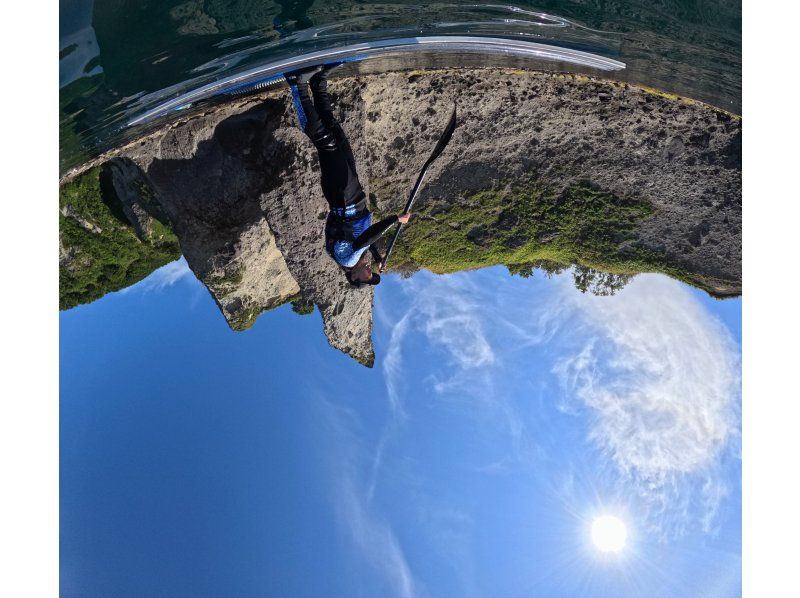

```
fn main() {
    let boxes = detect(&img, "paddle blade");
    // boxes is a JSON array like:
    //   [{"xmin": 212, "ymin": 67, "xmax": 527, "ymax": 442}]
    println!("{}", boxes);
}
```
[{"xmin": 426, "ymin": 103, "xmax": 457, "ymax": 166}]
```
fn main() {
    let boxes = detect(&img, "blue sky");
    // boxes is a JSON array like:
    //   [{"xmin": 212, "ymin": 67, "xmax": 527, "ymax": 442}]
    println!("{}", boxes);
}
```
[{"xmin": 60, "ymin": 261, "xmax": 741, "ymax": 598}]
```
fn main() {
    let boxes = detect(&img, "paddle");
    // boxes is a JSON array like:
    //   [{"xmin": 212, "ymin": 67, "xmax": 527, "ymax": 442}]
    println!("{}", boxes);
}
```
[{"xmin": 379, "ymin": 103, "xmax": 458, "ymax": 273}]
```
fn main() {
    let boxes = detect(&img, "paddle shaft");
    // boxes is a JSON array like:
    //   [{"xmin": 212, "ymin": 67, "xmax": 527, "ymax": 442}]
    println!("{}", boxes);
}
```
[
  {"xmin": 380, "ymin": 104, "xmax": 457, "ymax": 272},
  {"xmin": 381, "ymin": 170, "xmax": 428, "ymax": 270}
]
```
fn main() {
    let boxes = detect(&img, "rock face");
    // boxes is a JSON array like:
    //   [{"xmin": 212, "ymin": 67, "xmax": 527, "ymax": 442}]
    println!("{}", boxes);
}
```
[
  {"xmin": 60, "ymin": 67, "xmax": 742, "ymax": 366},
  {"xmin": 359, "ymin": 70, "xmax": 741, "ymax": 295},
  {"xmin": 99, "ymin": 93, "xmax": 375, "ymax": 365},
  {"xmin": 102, "ymin": 158, "xmax": 168, "ymax": 240},
  {"xmin": 115, "ymin": 104, "xmax": 302, "ymax": 333}
]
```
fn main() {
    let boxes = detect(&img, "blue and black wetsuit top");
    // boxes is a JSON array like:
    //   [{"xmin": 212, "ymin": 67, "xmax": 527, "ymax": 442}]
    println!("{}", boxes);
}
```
[{"xmin": 324, "ymin": 197, "xmax": 399, "ymax": 269}]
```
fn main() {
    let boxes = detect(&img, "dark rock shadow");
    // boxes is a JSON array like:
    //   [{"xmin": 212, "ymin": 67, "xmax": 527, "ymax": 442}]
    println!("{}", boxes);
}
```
[{"xmin": 143, "ymin": 100, "xmax": 292, "ymax": 275}]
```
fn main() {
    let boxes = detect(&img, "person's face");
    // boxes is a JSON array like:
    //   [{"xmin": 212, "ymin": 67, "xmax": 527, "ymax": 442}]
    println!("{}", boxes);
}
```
[{"xmin": 352, "ymin": 258, "xmax": 372, "ymax": 283}]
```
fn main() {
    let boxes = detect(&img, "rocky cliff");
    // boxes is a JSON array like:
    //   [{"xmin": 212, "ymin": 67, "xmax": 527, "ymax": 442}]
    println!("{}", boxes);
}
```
[{"xmin": 59, "ymin": 67, "xmax": 742, "ymax": 366}]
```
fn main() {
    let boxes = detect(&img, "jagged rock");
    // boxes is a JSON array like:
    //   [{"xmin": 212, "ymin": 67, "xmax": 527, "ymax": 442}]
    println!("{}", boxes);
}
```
[
  {"xmin": 257, "ymin": 86, "xmax": 376, "ymax": 366},
  {"xmin": 100, "ymin": 158, "xmax": 163, "ymax": 241},
  {"xmin": 59, "ymin": 236, "xmax": 78, "ymax": 268},
  {"xmin": 104, "ymin": 94, "xmax": 376, "ymax": 365},
  {"xmin": 117, "ymin": 102, "xmax": 302, "ymax": 335}
]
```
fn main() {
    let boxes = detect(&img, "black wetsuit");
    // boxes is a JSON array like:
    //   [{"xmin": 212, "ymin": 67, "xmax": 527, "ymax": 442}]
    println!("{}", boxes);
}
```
[{"xmin": 289, "ymin": 72, "xmax": 398, "ymax": 268}]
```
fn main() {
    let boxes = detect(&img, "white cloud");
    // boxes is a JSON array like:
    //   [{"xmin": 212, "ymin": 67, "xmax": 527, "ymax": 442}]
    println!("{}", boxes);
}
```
[
  {"xmin": 318, "ymin": 399, "xmax": 418, "ymax": 598},
  {"xmin": 553, "ymin": 273, "xmax": 741, "ymax": 534},
  {"xmin": 422, "ymin": 313, "xmax": 495, "ymax": 369},
  {"xmin": 381, "ymin": 275, "xmax": 497, "ymax": 402},
  {"xmin": 122, "ymin": 257, "xmax": 193, "ymax": 293},
  {"xmin": 414, "ymin": 276, "xmax": 496, "ymax": 369},
  {"xmin": 382, "ymin": 310, "xmax": 412, "ymax": 421},
  {"xmin": 336, "ymin": 477, "xmax": 417, "ymax": 598},
  {"xmin": 377, "ymin": 269, "xmax": 740, "ymax": 537},
  {"xmin": 374, "ymin": 272, "xmax": 537, "ymax": 491},
  {"xmin": 556, "ymin": 274, "xmax": 739, "ymax": 478}
]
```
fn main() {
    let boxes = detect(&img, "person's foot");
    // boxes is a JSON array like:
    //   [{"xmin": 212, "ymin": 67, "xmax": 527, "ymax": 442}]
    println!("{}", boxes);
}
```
[
  {"xmin": 310, "ymin": 61, "xmax": 345, "ymax": 88},
  {"xmin": 284, "ymin": 64, "xmax": 324, "ymax": 86}
]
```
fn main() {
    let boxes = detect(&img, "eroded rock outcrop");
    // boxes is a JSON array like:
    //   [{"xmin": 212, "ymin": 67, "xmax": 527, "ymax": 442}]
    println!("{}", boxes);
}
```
[
  {"xmin": 115, "ymin": 105, "xmax": 303, "ymax": 333},
  {"xmin": 60, "ymin": 68, "xmax": 742, "ymax": 366}
]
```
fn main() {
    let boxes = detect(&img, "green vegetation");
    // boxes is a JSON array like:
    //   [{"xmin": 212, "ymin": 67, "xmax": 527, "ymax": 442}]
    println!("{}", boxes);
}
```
[
  {"xmin": 291, "ymin": 297, "xmax": 315, "ymax": 315},
  {"xmin": 381, "ymin": 180, "xmax": 693, "ymax": 293},
  {"xmin": 226, "ymin": 293, "xmax": 307, "ymax": 331},
  {"xmin": 206, "ymin": 264, "xmax": 245, "ymax": 293},
  {"xmin": 205, "ymin": 0, "xmax": 280, "ymax": 34},
  {"xmin": 510, "ymin": 261, "xmax": 632, "ymax": 296},
  {"xmin": 59, "ymin": 167, "xmax": 181, "ymax": 310},
  {"xmin": 226, "ymin": 302, "xmax": 264, "ymax": 331}
]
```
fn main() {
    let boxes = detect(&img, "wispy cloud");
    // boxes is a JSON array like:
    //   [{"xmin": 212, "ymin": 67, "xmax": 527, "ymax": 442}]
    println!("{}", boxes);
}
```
[
  {"xmin": 336, "ymin": 477, "xmax": 417, "ymax": 598},
  {"xmin": 377, "ymin": 269, "xmax": 740, "ymax": 537},
  {"xmin": 382, "ymin": 309, "xmax": 412, "ymax": 421},
  {"xmin": 420, "ymin": 308, "xmax": 495, "ymax": 370},
  {"xmin": 374, "ymin": 272, "xmax": 536, "ymax": 491},
  {"xmin": 318, "ymin": 398, "xmax": 418, "ymax": 598},
  {"xmin": 121, "ymin": 256, "xmax": 194, "ymax": 293},
  {"xmin": 428, "ymin": 280, "xmax": 495, "ymax": 367},
  {"xmin": 553, "ymin": 274, "xmax": 741, "ymax": 535},
  {"xmin": 383, "ymin": 274, "xmax": 498, "ymax": 400}
]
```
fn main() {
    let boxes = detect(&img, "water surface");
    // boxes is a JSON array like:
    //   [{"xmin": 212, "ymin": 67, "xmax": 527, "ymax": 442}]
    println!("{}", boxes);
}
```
[{"xmin": 60, "ymin": 0, "xmax": 741, "ymax": 172}]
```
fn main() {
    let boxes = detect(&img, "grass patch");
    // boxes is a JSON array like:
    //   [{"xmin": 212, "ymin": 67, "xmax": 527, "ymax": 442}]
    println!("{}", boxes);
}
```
[
  {"xmin": 384, "ymin": 181, "xmax": 654, "ymax": 275},
  {"xmin": 379, "ymin": 179, "xmax": 720, "ymax": 293},
  {"xmin": 59, "ymin": 166, "xmax": 181, "ymax": 309}
]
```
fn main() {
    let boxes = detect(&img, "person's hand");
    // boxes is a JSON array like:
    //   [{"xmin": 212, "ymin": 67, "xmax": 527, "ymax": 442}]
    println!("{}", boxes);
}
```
[{"xmin": 398, "ymin": 213, "xmax": 411, "ymax": 224}]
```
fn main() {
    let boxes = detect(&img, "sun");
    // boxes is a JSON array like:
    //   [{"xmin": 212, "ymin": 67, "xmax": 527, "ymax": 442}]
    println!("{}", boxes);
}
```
[{"xmin": 591, "ymin": 515, "xmax": 628, "ymax": 553}]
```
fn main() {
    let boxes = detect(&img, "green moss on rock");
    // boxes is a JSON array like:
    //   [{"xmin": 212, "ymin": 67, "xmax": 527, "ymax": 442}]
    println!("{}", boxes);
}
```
[
  {"xmin": 381, "ymin": 179, "xmax": 733, "ymax": 295},
  {"xmin": 384, "ymin": 180, "xmax": 660, "ymax": 279},
  {"xmin": 226, "ymin": 302, "xmax": 264, "ymax": 331},
  {"xmin": 291, "ymin": 297, "xmax": 315, "ymax": 315}
]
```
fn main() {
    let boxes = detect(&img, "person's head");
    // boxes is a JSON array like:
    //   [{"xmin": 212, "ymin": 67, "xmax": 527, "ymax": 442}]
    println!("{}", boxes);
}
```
[{"xmin": 345, "ymin": 251, "xmax": 381, "ymax": 287}]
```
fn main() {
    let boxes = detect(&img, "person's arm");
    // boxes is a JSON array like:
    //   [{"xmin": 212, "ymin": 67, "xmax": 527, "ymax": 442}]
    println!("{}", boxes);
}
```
[
  {"xmin": 369, "ymin": 245, "xmax": 383, "ymax": 264},
  {"xmin": 352, "ymin": 215, "xmax": 399, "ymax": 250}
]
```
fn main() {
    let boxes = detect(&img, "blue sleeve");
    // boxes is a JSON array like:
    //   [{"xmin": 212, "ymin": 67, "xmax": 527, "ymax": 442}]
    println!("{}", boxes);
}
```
[
  {"xmin": 333, "ymin": 242, "xmax": 369, "ymax": 268},
  {"xmin": 352, "ymin": 215, "xmax": 399, "ymax": 250}
]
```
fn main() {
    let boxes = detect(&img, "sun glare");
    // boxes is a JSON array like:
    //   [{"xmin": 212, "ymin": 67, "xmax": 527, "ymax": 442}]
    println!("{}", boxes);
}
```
[{"xmin": 591, "ymin": 515, "xmax": 628, "ymax": 553}]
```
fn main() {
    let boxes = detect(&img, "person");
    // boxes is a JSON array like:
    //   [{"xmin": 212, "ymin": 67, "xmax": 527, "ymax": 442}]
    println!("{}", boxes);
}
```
[{"xmin": 284, "ymin": 63, "xmax": 410, "ymax": 287}]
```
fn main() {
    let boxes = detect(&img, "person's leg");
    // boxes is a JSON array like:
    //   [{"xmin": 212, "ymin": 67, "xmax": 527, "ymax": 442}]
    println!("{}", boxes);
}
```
[
  {"xmin": 287, "ymin": 65, "xmax": 365, "ymax": 210},
  {"xmin": 286, "ymin": 68, "xmax": 347, "ymax": 209},
  {"xmin": 310, "ymin": 67, "xmax": 337, "ymax": 122},
  {"xmin": 310, "ymin": 68, "xmax": 365, "ymax": 206},
  {"xmin": 288, "ymin": 85, "xmax": 327, "ymax": 142},
  {"xmin": 285, "ymin": 67, "xmax": 328, "ymax": 142},
  {"xmin": 310, "ymin": 65, "xmax": 349, "ymax": 145}
]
